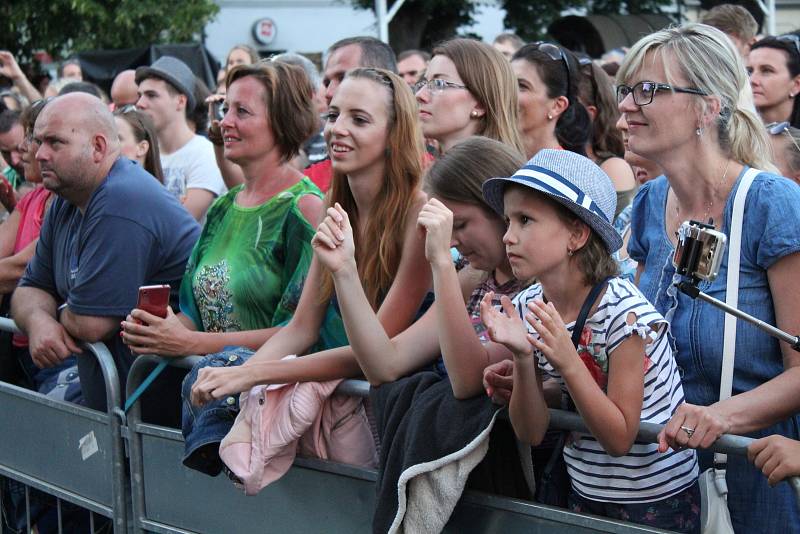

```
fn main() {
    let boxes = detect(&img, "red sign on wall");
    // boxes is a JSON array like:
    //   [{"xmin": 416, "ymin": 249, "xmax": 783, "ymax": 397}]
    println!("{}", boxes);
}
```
[{"xmin": 252, "ymin": 18, "xmax": 277, "ymax": 45}]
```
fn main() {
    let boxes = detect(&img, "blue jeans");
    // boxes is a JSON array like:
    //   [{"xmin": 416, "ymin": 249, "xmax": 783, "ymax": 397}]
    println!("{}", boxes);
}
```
[{"xmin": 181, "ymin": 346, "xmax": 253, "ymax": 476}]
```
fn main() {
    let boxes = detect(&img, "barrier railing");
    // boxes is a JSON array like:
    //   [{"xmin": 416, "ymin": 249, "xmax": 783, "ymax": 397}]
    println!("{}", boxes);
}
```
[
  {"xmin": 0, "ymin": 317, "xmax": 127, "ymax": 534},
  {"xmin": 548, "ymin": 408, "xmax": 800, "ymax": 510},
  {"xmin": 2, "ymin": 328, "xmax": 799, "ymax": 533}
]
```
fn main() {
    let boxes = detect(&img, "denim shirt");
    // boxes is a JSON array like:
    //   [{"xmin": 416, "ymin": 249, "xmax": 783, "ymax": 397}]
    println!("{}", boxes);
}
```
[
  {"xmin": 629, "ymin": 170, "xmax": 800, "ymax": 532},
  {"xmin": 630, "ymin": 170, "xmax": 800, "ymax": 406}
]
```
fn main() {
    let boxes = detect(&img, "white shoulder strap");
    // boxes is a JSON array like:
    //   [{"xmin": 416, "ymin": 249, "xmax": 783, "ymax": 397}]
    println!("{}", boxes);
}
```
[{"xmin": 716, "ymin": 167, "xmax": 759, "ymax": 468}]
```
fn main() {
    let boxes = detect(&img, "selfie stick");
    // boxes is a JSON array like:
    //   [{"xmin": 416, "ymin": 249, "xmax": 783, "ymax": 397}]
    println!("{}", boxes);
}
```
[{"xmin": 676, "ymin": 280, "xmax": 800, "ymax": 353}]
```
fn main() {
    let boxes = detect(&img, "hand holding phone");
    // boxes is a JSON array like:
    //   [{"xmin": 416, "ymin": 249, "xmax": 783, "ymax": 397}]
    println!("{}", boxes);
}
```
[{"xmin": 136, "ymin": 285, "xmax": 171, "ymax": 320}]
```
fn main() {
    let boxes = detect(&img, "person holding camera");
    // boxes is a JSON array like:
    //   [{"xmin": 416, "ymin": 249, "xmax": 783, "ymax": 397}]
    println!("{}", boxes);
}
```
[{"xmin": 618, "ymin": 24, "xmax": 800, "ymax": 532}]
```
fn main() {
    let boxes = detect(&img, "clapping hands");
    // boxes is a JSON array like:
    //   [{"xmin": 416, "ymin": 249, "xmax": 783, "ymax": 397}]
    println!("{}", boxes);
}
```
[{"xmin": 480, "ymin": 291, "xmax": 531, "ymax": 357}]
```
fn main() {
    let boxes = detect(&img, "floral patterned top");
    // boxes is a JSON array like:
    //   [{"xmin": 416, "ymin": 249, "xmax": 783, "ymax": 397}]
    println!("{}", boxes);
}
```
[
  {"xmin": 433, "ymin": 269, "xmax": 528, "ymax": 376},
  {"xmin": 179, "ymin": 178, "xmax": 347, "ymax": 350},
  {"xmin": 512, "ymin": 277, "xmax": 697, "ymax": 503}
]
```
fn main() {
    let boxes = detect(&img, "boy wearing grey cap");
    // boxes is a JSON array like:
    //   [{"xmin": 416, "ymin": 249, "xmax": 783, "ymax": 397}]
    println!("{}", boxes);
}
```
[{"xmin": 136, "ymin": 56, "xmax": 226, "ymax": 221}]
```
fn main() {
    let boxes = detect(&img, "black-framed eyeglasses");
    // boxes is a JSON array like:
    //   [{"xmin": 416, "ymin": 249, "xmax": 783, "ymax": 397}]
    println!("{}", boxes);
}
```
[
  {"xmin": 777, "ymin": 34, "xmax": 800, "ymax": 56},
  {"xmin": 531, "ymin": 42, "xmax": 572, "ymax": 100},
  {"xmin": 616, "ymin": 81, "xmax": 708, "ymax": 106},
  {"xmin": 413, "ymin": 78, "xmax": 467, "ymax": 95},
  {"xmin": 767, "ymin": 121, "xmax": 800, "ymax": 154}
]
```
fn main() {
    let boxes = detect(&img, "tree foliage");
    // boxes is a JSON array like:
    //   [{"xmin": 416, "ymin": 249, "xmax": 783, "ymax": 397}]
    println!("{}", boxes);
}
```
[
  {"xmin": 502, "ymin": 0, "xmax": 673, "ymax": 42},
  {"xmin": 351, "ymin": 0, "xmax": 476, "ymax": 52},
  {"xmin": 0, "ymin": 0, "xmax": 219, "ymax": 62}
]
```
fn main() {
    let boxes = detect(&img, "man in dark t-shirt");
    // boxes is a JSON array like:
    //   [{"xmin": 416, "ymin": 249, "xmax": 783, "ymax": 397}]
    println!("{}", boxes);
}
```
[{"xmin": 12, "ymin": 93, "xmax": 201, "ymax": 418}]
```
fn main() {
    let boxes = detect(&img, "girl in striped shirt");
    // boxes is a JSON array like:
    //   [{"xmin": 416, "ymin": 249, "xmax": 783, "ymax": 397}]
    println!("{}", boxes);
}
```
[{"xmin": 480, "ymin": 149, "xmax": 699, "ymax": 532}]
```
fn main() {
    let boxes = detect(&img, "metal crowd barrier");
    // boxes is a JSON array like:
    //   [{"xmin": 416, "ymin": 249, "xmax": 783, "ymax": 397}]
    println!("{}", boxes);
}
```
[
  {"xmin": 126, "ymin": 355, "xmax": 380, "ymax": 534},
  {"xmin": 549, "ymin": 409, "xmax": 800, "ymax": 510},
  {"xmin": 0, "ymin": 317, "xmax": 127, "ymax": 534},
  {"xmin": 3, "ymin": 331, "xmax": 799, "ymax": 533},
  {"xmin": 124, "ymin": 356, "xmax": 671, "ymax": 534}
]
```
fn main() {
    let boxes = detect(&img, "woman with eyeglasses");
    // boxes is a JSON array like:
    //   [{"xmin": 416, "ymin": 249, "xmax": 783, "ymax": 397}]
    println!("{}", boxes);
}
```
[
  {"xmin": 414, "ymin": 38, "xmax": 524, "ymax": 154},
  {"xmin": 113, "ymin": 106, "xmax": 164, "ymax": 183},
  {"xmin": 767, "ymin": 121, "xmax": 800, "ymax": 184},
  {"xmin": 618, "ymin": 23, "xmax": 800, "ymax": 532},
  {"xmin": 510, "ymin": 42, "xmax": 592, "ymax": 159},
  {"xmin": 747, "ymin": 35, "xmax": 800, "ymax": 128},
  {"xmin": 577, "ymin": 61, "xmax": 637, "ymax": 218}
]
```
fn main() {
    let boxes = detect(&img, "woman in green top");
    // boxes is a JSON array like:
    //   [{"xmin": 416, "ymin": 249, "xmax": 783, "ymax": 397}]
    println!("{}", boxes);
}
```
[
  {"xmin": 121, "ymin": 61, "xmax": 344, "ymax": 354},
  {"xmin": 190, "ymin": 68, "xmax": 433, "ymax": 404}
]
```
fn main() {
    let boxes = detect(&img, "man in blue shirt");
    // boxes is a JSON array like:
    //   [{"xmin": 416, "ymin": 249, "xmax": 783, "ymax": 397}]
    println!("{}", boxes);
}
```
[{"xmin": 12, "ymin": 93, "xmax": 201, "ymax": 420}]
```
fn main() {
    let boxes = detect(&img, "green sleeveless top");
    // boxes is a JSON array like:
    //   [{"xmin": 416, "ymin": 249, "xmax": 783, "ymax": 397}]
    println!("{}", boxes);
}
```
[{"xmin": 179, "ymin": 177, "xmax": 347, "ymax": 351}]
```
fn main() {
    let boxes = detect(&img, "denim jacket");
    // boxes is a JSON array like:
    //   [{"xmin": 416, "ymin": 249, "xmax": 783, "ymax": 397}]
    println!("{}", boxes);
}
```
[{"xmin": 629, "ymin": 170, "xmax": 800, "ymax": 533}]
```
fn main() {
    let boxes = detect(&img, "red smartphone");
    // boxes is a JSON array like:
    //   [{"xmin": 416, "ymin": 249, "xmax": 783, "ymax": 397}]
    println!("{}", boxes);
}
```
[{"xmin": 136, "ymin": 285, "xmax": 171, "ymax": 319}]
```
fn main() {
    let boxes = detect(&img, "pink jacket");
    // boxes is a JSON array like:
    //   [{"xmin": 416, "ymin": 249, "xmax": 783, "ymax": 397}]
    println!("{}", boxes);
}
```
[{"xmin": 219, "ymin": 358, "xmax": 378, "ymax": 495}]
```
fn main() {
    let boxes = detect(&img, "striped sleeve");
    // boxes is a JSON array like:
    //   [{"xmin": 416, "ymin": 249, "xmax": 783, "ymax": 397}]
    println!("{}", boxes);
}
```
[{"xmin": 605, "ymin": 279, "xmax": 667, "ymax": 356}]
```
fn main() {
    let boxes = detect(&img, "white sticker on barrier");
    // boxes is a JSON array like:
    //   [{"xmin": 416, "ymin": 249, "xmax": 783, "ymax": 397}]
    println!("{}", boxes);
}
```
[{"xmin": 79, "ymin": 431, "xmax": 99, "ymax": 460}]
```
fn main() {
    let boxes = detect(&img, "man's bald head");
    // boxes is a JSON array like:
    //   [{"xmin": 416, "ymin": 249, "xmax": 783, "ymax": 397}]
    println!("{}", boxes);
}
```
[
  {"xmin": 34, "ymin": 93, "xmax": 120, "ymax": 207},
  {"xmin": 111, "ymin": 70, "xmax": 139, "ymax": 107},
  {"xmin": 41, "ymin": 92, "xmax": 118, "ymax": 150}
]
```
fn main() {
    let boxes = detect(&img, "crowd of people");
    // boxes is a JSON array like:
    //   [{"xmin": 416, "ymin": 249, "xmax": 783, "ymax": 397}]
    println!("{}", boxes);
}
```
[{"xmin": 1, "ymin": 4, "xmax": 800, "ymax": 533}]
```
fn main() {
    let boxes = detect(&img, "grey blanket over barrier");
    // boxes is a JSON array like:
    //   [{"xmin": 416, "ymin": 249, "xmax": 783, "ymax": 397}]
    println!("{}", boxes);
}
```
[{"xmin": 370, "ymin": 372, "xmax": 502, "ymax": 534}]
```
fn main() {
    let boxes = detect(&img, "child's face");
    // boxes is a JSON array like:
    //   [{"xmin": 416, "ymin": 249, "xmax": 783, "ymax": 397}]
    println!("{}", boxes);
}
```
[
  {"xmin": 441, "ymin": 197, "xmax": 507, "ymax": 272},
  {"xmin": 502, "ymin": 186, "xmax": 574, "ymax": 281}
]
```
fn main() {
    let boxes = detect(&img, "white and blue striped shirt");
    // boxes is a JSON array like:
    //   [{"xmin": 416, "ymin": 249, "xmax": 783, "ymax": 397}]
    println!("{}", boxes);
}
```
[{"xmin": 513, "ymin": 277, "xmax": 698, "ymax": 503}]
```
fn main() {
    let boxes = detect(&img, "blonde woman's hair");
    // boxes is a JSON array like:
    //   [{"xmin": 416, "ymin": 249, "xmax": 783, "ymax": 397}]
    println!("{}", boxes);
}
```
[
  {"xmin": 433, "ymin": 38, "xmax": 525, "ymax": 154},
  {"xmin": 320, "ymin": 68, "xmax": 424, "ymax": 309},
  {"xmin": 617, "ymin": 23, "xmax": 774, "ymax": 171}
]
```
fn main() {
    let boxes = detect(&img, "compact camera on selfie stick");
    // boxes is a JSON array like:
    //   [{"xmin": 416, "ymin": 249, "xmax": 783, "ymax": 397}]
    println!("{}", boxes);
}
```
[{"xmin": 673, "ymin": 220, "xmax": 800, "ymax": 352}]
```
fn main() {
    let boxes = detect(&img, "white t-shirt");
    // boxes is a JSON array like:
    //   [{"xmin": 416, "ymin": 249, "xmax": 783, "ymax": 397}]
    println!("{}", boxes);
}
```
[
  {"xmin": 161, "ymin": 135, "xmax": 226, "ymax": 200},
  {"xmin": 513, "ymin": 277, "xmax": 698, "ymax": 503}
]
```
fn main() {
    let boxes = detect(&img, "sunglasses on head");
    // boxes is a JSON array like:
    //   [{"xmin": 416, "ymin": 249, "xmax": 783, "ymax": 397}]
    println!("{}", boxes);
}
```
[
  {"xmin": 766, "ymin": 121, "xmax": 800, "ymax": 154},
  {"xmin": 531, "ymin": 42, "xmax": 573, "ymax": 100},
  {"xmin": 113, "ymin": 105, "xmax": 155, "ymax": 143},
  {"xmin": 777, "ymin": 34, "xmax": 800, "ymax": 56}
]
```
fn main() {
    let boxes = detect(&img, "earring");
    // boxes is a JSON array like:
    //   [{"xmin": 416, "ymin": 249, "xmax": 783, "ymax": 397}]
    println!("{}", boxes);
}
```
[
  {"xmin": 567, "ymin": 248, "xmax": 573, "ymax": 257},
  {"xmin": 696, "ymin": 127, "xmax": 702, "ymax": 137},
  {"xmin": 547, "ymin": 113, "xmax": 553, "ymax": 120},
  {"xmin": 470, "ymin": 110, "xmax": 479, "ymax": 118},
  {"xmin": 791, "ymin": 93, "xmax": 796, "ymax": 99}
]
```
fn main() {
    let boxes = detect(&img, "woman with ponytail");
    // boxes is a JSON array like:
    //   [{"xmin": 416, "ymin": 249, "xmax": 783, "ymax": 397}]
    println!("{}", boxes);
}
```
[
  {"xmin": 748, "ymin": 35, "xmax": 800, "ymax": 128},
  {"xmin": 618, "ymin": 23, "xmax": 800, "ymax": 532},
  {"xmin": 510, "ymin": 42, "xmax": 592, "ymax": 157}
]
